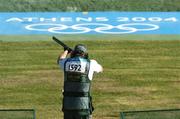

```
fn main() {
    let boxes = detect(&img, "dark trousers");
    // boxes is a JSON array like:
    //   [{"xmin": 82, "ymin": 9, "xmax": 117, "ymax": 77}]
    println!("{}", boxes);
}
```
[{"xmin": 64, "ymin": 112, "xmax": 91, "ymax": 119}]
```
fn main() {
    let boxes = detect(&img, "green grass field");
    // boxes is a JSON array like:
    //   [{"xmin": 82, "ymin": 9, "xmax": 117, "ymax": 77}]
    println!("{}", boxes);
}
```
[
  {"xmin": 0, "ymin": 35, "xmax": 180, "ymax": 119},
  {"xmin": 0, "ymin": 110, "xmax": 34, "ymax": 119}
]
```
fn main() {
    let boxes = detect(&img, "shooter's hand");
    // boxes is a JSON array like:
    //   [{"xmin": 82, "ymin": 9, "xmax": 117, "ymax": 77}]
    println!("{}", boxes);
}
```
[{"xmin": 64, "ymin": 47, "xmax": 72, "ymax": 54}]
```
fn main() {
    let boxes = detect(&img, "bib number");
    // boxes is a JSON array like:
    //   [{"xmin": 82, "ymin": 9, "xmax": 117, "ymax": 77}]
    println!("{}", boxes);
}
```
[
  {"xmin": 66, "ymin": 61, "xmax": 86, "ymax": 73},
  {"xmin": 69, "ymin": 64, "xmax": 81, "ymax": 71}
]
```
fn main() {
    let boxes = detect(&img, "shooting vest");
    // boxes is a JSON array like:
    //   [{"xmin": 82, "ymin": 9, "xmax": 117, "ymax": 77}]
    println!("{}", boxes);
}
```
[{"xmin": 63, "ymin": 57, "xmax": 91, "ymax": 114}]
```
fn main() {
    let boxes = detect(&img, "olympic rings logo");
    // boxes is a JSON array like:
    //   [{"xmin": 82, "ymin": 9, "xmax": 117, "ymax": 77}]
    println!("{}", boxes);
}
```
[{"xmin": 25, "ymin": 23, "xmax": 159, "ymax": 34}]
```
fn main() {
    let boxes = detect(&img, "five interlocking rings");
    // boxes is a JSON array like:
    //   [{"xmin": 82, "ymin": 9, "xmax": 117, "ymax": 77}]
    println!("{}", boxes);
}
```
[{"xmin": 25, "ymin": 23, "xmax": 159, "ymax": 34}]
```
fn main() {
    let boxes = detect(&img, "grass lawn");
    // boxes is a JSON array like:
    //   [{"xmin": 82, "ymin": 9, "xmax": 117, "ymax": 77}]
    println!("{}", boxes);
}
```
[{"xmin": 0, "ymin": 35, "xmax": 180, "ymax": 119}]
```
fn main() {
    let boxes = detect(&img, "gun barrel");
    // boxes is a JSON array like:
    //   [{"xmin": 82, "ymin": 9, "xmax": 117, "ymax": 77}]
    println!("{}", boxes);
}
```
[{"xmin": 52, "ymin": 36, "xmax": 73, "ymax": 51}]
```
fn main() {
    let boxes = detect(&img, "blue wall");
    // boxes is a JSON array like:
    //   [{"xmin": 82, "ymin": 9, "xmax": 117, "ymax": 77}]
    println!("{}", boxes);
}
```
[{"xmin": 0, "ymin": 12, "xmax": 180, "ymax": 34}]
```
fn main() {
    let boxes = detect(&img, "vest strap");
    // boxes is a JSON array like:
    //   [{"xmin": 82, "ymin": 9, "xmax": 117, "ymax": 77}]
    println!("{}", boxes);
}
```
[
  {"xmin": 64, "ymin": 82, "xmax": 90, "ymax": 92},
  {"xmin": 63, "ymin": 97, "xmax": 89, "ymax": 110},
  {"xmin": 63, "ymin": 92, "xmax": 89, "ymax": 97}
]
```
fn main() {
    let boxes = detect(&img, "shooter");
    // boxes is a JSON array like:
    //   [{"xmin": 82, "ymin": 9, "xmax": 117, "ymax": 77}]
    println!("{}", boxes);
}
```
[{"xmin": 54, "ymin": 37, "xmax": 103, "ymax": 119}]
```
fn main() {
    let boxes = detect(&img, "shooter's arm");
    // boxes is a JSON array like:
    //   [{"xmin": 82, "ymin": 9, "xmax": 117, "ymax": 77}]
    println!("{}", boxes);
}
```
[
  {"xmin": 60, "ymin": 50, "xmax": 69, "ymax": 60},
  {"xmin": 57, "ymin": 50, "xmax": 68, "ymax": 64}
]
